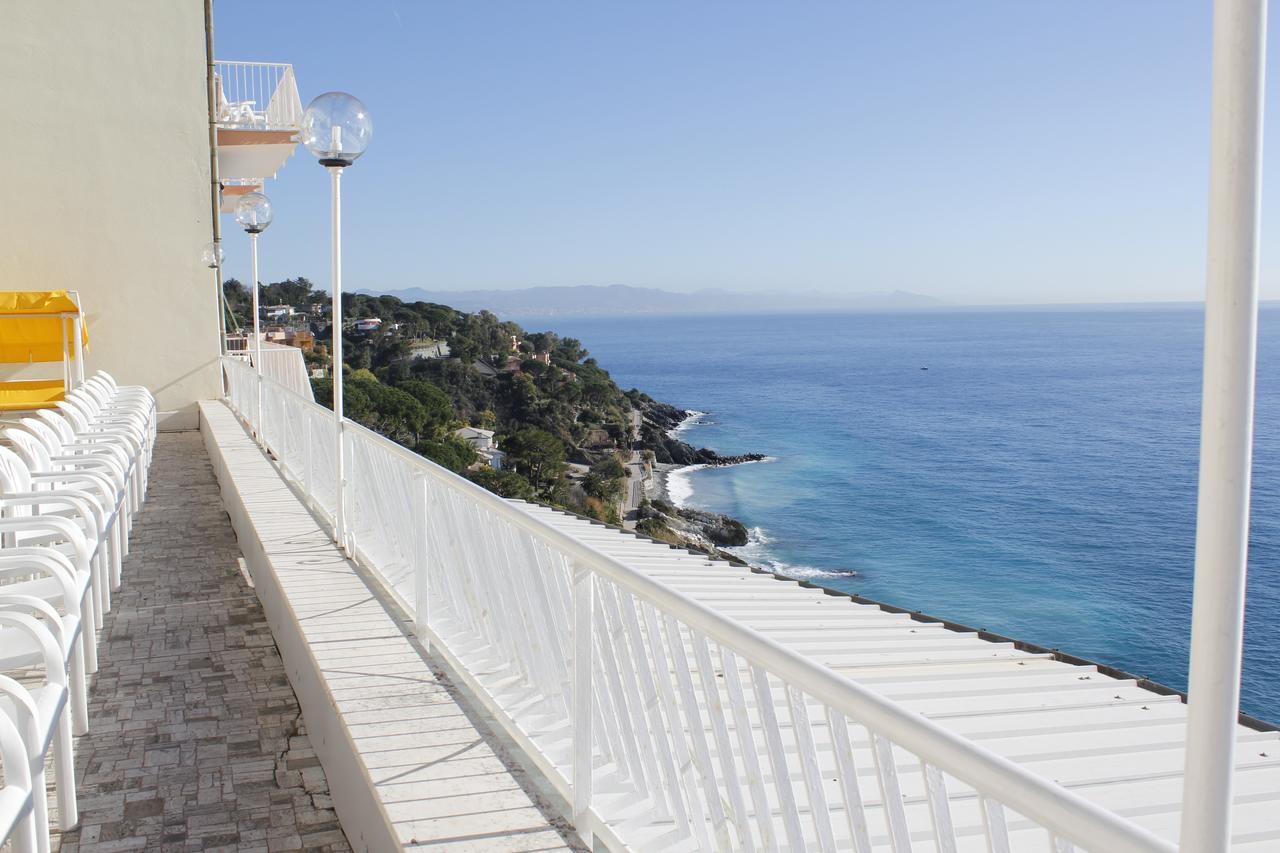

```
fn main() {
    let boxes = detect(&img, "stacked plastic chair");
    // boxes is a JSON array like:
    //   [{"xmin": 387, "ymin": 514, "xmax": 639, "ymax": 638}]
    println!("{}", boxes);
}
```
[{"xmin": 0, "ymin": 371, "xmax": 154, "ymax": 852}]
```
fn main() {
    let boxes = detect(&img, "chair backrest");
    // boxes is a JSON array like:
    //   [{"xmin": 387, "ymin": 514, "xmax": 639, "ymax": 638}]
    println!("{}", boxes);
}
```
[
  {"xmin": 0, "ymin": 430, "xmax": 53, "ymax": 473},
  {"xmin": 75, "ymin": 383, "xmax": 109, "ymax": 411},
  {"xmin": 92, "ymin": 371, "xmax": 119, "ymax": 392},
  {"xmin": 16, "ymin": 419, "xmax": 62, "ymax": 456},
  {"xmin": 0, "ymin": 446, "xmax": 34, "ymax": 494},
  {"xmin": 54, "ymin": 400, "xmax": 93, "ymax": 433},
  {"xmin": 34, "ymin": 410, "xmax": 76, "ymax": 446}
]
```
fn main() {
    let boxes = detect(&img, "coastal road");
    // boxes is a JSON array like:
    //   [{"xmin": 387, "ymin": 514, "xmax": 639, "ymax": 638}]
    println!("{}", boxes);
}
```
[{"xmin": 622, "ymin": 409, "xmax": 646, "ymax": 529}]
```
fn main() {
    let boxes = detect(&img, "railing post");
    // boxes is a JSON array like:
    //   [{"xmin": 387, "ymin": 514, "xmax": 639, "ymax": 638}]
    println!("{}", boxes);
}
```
[
  {"xmin": 255, "ymin": 371, "xmax": 263, "ymax": 445},
  {"xmin": 572, "ymin": 560, "xmax": 594, "ymax": 849},
  {"xmin": 1182, "ymin": 1, "xmax": 1268, "ymax": 850},
  {"xmin": 303, "ymin": 411, "xmax": 313, "ymax": 500},
  {"xmin": 413, "ymin": 470, "xmax": 431, "ymax": 646}
]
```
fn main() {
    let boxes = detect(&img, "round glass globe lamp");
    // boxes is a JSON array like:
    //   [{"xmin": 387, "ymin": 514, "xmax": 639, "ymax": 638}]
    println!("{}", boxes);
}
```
[
  {"xmin": 235, "ymin": 192, "xmax": 273, "ymax": 234},
  {"xmin": 302, "ymin": 92, "xmax": 373, "ymax": 166},
  {"xmin": 201, "ymin": 241, "xmax": 224, "ymax": 269}
]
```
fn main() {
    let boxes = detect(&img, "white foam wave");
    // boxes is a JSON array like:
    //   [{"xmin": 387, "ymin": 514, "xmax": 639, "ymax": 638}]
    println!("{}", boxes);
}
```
[
  {"xmin": 724, "ymin": 524, "xmax": 858, "ymax": 581},
  {"xmin": 670, "ymin": 410, "xmax": 709, "ymax": 437},
  {"xmin": 664, "ymin": 456, "xmax": 776, "ymax": 509},
  {"xmin": 664, "ymin": 463, "xmax": 707, "ymax": 508}
]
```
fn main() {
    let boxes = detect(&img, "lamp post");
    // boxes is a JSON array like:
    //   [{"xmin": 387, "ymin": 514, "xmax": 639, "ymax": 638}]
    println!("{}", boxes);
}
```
[
  {"xmin": 201, "ymin": 241, "xmax": 227, "ymax": 393},
  {"xmin": 302, "ymin": 92, "xmax": 372, "ymax": 551},
  {"xmin": 235, "ymin": 191, "xmax": 273, "ymax": 440}
]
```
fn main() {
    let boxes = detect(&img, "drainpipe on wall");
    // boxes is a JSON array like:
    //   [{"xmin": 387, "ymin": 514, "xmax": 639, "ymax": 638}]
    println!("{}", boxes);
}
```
[{"xmin": 204, "ymin": 0, "xmax": 228, "ymax": 380}]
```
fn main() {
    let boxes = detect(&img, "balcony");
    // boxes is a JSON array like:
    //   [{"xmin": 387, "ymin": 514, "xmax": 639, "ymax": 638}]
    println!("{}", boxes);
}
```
[
  {"xmin": 214, "ymin": 61, "xmax": 303, "ymax": 211},
  {"xmin": 15, "ymin": 356, "xmax": 1280, "ymax": 851},
  {"xmin": 183, "ymin": 358, "xmax": 1277, "ymax": 851}
]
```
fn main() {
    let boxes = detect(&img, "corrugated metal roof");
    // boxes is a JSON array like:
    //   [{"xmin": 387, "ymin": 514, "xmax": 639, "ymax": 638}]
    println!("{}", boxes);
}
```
[{"xmin": 516, "ymin": 502, "xmax": 1280, "ymax": 850}]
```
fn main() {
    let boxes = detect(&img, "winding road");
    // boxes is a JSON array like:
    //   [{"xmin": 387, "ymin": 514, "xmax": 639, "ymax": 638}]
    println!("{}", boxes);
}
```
[{"xmin": 622, "ymin": 408, "xmax": 646, "ymax": 529}]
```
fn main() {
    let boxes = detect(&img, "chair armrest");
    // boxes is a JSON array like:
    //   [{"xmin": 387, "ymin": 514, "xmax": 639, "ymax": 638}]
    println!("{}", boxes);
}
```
[
  {"xmin": 28, "ymin": 472, "xmax": 118, "ymax": 515},
  {"xmin": 0, "ymin": 595, "xmax": 71, "ymax": 653},
  {"xmin": 0, "ymin": 491, "xmax": 104, "ymax": 536},
  {"xmin": 0, "ymin": 517, "xmax": 91, "ymax": 572},
  {"xmin": 0, "ymin": 612, "xmax": 65, "ymax": 684},
  {"xmin": 0, "ymin": 551, "xmax": 80, "ymax": 605}
]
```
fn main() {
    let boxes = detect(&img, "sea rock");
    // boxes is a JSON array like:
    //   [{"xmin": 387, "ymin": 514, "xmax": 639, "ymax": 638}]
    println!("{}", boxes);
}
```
[
  {"xmin": 679, "ymin": 507, "xmax": 750, "ymax": 546},
  {"xmin": 642, "ymin": 504, "xmax": 750, "ymax": 549}
]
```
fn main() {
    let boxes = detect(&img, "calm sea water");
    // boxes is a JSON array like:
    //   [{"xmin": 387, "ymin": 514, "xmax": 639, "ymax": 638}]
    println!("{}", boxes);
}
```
[{"xmin": 538, "ymin": 307, "xmax": 1280, "ymax": 720}]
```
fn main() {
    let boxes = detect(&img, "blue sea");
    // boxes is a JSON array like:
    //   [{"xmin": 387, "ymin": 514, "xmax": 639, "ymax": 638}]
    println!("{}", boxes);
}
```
[{"xmin": 537, "ymin": 307, "xmax": 1280, "ymax": 721}]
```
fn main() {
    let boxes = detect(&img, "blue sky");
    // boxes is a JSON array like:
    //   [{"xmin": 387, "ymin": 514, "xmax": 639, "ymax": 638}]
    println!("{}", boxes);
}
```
[{"xmin": 215, "ymin": 1, "xmax": 1279, "ymax": 304}]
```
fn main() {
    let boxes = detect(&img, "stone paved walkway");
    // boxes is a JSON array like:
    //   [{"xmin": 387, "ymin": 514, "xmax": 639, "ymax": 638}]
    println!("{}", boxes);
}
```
[{"xmin": 52, "ymin": 431, "xmax": 350, "ymax": 852}]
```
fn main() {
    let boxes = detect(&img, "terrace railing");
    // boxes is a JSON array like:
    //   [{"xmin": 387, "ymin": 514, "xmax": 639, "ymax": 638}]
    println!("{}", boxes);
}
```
[
  {"xmin": 221, "ymin": 356, "xmax": 1176, "ymax": 853},
  {"xmin": 213, "ymin": 61, "xmax": 302, "ymax": 131}
]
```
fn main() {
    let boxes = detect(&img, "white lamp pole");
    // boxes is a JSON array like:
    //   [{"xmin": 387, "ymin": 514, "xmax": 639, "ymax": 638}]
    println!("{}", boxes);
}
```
[
  {"xmin": 251, "ymin": 232, "xmax": 262, "ymax": 369},
  {"xmin": 330, "ymin": 164, "xmax": 346, "ymax": 549},
  {"xmin": 303, "ymin": 92, "xmax": 372, "ymax": 552},
  {"xmin": 235, "ymin": 191, "xmax": 274, "ymax": 442},
  {"xmin": 1181, "ymin": 0, "xmax": 1268, "ymax": 850}
]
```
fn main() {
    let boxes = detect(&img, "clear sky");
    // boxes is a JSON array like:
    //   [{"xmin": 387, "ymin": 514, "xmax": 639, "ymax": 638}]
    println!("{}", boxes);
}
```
[{"xmin": 214, "ymin": 1, "xmax": 1280, "ymax": 305}]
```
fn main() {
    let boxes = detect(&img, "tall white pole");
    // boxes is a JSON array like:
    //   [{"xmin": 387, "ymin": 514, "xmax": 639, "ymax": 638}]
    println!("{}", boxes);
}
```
[
  {"xmin": 1181, "ymin": 1, "xmax": 1267, "ymax": 850},
  {"xmin": 330, "ymin": 165, "xmax": 347, "ymax": 551},
  {"xmin": 214, "ymin": 263, "xmax": 227, "ymax": 396},
  {"xmin": 250, "ymin": 231, "xmax": 263, "ymax": 440}
]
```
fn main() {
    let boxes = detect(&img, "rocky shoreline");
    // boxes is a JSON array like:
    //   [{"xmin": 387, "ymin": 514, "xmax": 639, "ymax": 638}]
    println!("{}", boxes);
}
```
[{"xmin": 631, "ymin": 397, "xmax": 763, "ymax": 557}]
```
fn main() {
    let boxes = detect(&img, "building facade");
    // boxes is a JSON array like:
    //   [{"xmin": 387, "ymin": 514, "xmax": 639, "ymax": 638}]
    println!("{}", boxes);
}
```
[{"xmin": 0, "ymin": 1, "xmax": 218, "ymax": 429}]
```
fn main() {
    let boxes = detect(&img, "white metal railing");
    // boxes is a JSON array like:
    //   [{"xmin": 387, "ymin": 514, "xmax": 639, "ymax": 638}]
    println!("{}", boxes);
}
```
[
  {"xmin": 221, "ymin": 356, "xmax": 1177, "ymax": 853},
  {"xmin": 225, "ymin": 338, "xmax": 315, "ymax": 402},
  {"xmin": 213, "ymin": 61, "xmax": 302, "ymax": 130}
]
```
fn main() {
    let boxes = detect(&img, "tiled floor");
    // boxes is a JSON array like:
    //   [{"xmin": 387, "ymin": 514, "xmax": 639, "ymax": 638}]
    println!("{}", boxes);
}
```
[{"xmin": 51, "ymin": 432, "xmax": 350, "ymax": 852}]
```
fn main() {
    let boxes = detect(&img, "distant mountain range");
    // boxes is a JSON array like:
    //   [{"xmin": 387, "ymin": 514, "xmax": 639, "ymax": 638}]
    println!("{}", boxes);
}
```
[{"xmin": 354, "ymin": 284, "xmax": 945, "ymax": 318}]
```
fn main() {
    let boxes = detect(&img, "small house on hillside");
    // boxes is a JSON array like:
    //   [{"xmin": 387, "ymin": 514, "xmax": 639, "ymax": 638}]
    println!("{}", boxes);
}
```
[
  {"xmin": 354, "ymin": 318, "xmax": 382, "ymax": 333},
  {"xmin": 455, "ymin": 426, "xmax": 496, "ymax": 451},
  {"xmin": 454, "ymin": 427, "xmax": 506, "ymax": 471}
]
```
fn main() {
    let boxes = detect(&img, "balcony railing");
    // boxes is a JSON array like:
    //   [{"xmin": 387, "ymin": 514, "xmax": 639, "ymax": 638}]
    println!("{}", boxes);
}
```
[
  {"xmin": 213, "ymin": 61, "xmax": 302, "ymax": 131},
  {"xmin": 220, "ymin": 356, "xmax": 1175, "ymax": 852}
]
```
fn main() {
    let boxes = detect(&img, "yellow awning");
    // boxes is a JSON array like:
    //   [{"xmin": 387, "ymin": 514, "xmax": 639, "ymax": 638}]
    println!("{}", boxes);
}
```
[
  {"xmin": 0, "ymin": 378, "xmax": 65, "ymax": 411},
  {"xmin": 0, "ymin": 290, "xmax": 89, "ymax": 363}
]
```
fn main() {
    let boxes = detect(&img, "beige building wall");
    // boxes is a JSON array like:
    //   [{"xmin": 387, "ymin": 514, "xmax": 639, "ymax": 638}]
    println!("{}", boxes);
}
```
[{"xmin": 0, "ymin": 1, "xmax": 218, "ymax": 429}]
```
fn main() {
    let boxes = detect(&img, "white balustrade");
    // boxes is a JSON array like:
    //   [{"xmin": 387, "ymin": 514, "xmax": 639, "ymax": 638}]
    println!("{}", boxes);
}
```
[
  {"xmin": 213, "ymin": 61, "xmax": 302, "ymax": 130},
  {"xmin": 221, "ymin": 356, "xmax": 1176, "ymax": 853}
]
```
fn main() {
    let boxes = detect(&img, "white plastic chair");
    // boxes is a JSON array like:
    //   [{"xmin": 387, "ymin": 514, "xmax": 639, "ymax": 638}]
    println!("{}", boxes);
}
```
[
  {"xmin": 84, "ymin": 371, "xmax": 155, "ymax": 427},
  {"xmin": 0, "ymin": 447, "xmax": 115, "ymax": 620},
  {"xmin": 16, "ymin": 418, "xmax": 134, "ymax": 514},
  {"xmin": 69, "ymin": 374, "xmax": 155, "ymax": 456},
  {"xmin": 0, "ymin": 550, "xmax": 93, "ymax": 734},
  {"xmin": 0, "ymin": 707, "xmax": 37, "ymax": 853},
  {"xmin": 55, "ymin": 397, "xmax": 151, "ymax": 493},
  {"xmin": 0, "ymin": 626, "xmax": 77, "ymax": 853},
  {"xmin": 4, "ymin": 427, "xmax": 128, "ymax": 588},
  {"xmin": 33, "ymin": 409, "xmax": 144, "ymax": 511}
]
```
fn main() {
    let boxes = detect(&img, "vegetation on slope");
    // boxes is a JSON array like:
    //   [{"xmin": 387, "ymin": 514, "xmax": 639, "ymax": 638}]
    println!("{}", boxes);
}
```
[{"xmin": 225, "ymin": 280, "xmax": 756, "ymax": 544}]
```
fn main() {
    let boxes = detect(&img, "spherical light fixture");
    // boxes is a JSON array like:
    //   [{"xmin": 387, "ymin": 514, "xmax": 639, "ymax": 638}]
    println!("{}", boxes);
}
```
[
  {"xmin": 302, "ymin": 92, "xmax": 373, "ymax": 167},
  {"xmin": 201, "ymin": 241, "xmax": 224, "ymax": 269},
  {"xmin": 235, "ymin": 191, "xmax": 273, "ymax": 234}
]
